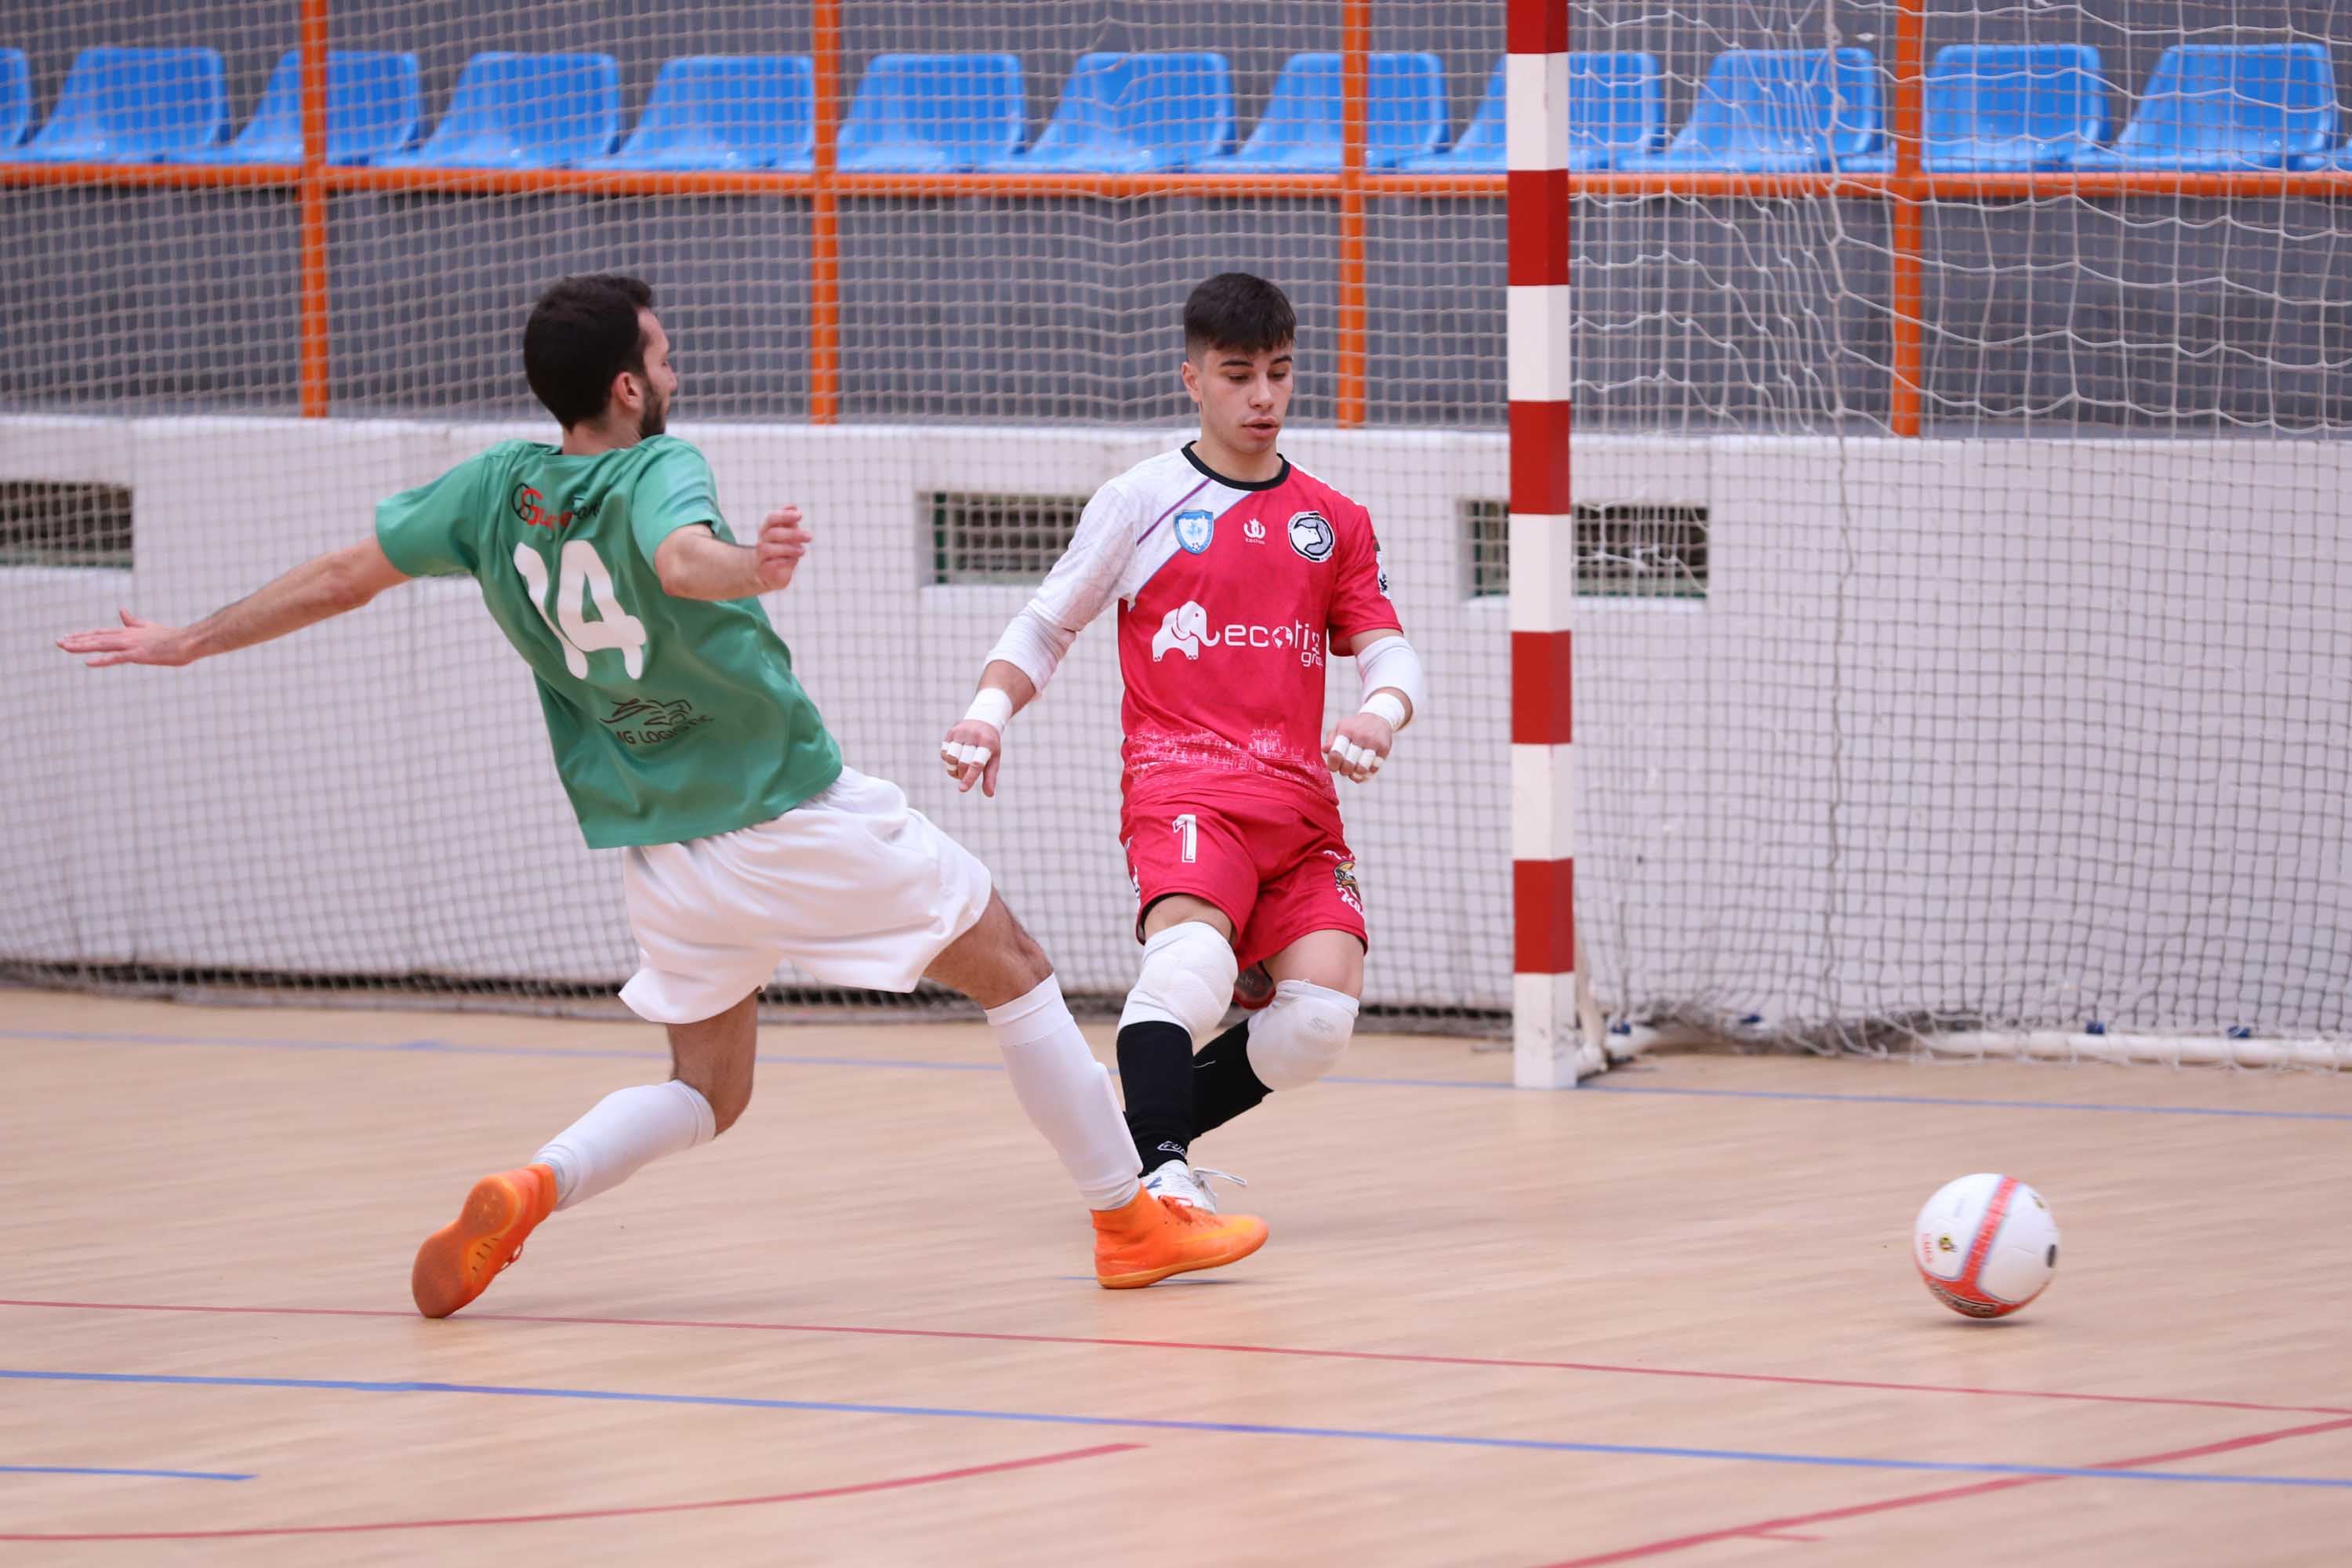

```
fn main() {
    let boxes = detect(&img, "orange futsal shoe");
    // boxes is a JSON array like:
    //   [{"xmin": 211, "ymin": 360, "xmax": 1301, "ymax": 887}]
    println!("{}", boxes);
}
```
[
  {"xmin": 1092, "ymin": 1185, "xmax": 1269, "ymax": 1290},
  {"xmin": 411, "ymin": 1163, "xmax": 557, "ymax": 1319}
]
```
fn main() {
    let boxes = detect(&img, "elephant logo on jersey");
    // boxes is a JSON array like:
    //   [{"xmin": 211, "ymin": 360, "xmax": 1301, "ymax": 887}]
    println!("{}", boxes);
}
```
[
  {"xmin": 1174, "ymin": 509, "xmax": 1215, "ymax": 555},
  {"xmin": 1287, "ymin": 510, "xmax": 1334, "ymax": 562},
  {"xmin": 1152, "ymin": 601, "xmax": 1215, "ymax": 661}
]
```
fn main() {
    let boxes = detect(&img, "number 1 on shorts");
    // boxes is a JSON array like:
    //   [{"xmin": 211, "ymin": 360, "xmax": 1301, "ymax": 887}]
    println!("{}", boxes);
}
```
[{"xmin": 1174, "ymin": 813, "xmax": 1198, "ymax": 864}]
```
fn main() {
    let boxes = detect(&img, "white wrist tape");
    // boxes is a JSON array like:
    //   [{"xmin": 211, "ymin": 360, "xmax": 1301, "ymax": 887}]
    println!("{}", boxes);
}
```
[
  {"xmin": 964, "ymin": 687, "xmax": 1014, "ymax": 732},
  {"xmin": 1361, "ymin": 691, "xmax": 1409, "ymax": 730},
  {"xmin": 944, "ymin": 687, "xmax": 1014, "ymax": 775}
]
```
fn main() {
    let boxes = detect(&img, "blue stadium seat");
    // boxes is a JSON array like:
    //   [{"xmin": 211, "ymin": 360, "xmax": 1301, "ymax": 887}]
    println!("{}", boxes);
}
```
[
  {"xmin": 836, "ymin": 53, "xmax": 1023, "ymax": 172},
  {"xmin": 978, "ymin": 52, "xmax": 1232, "ymax": 172},
  {"xmin": 0, "ymin": 49, "xmax": 30, "ymax": 152},
  {"xmin": 2072, "ymin": 43, "xmax": 2337, "ymax": 171},
  {"xmin": 2, "ymin": 46, "xmax": 227, "ymax": 163},
  {"xmin": 1193, "ymin": 52, "xmax": 1448, "ymax": 172},
  {"xmin": 372, "ymin": 53, "xmax": 620, "ymax": 169},
  {"xmin": 1619, "ymin": 48, "xmax": 1882, "ymax": 172},
  {"xmin": 579, "ymin": 56, "xmax": 815, "ymax": 172},
  {"xmin": 1846, "ymin": 45, "xmax": 2107, "ymax": 172},
  {"xmin": 173, "ymin": 50, "xmax": 420, "ymax": 165},
  {"xmin": 1398, "ymin": 53, "xmax": 1664, "ymax": 173}
]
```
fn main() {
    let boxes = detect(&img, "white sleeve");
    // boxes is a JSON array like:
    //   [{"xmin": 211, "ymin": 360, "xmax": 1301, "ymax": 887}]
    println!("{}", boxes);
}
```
[
  {"xmin": 983, "ymin": 481, "xmax": 1134, "ymax": 694},
  {"xmin": 1354, "ymin": 633, "xmax": 1426, "ymax": 729}
]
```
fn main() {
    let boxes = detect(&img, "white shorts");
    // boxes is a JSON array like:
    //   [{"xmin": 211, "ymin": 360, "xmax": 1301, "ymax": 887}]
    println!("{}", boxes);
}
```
[{"xmin": 619, "ymin": 767, "xmax": 993, "ymax": 1025}]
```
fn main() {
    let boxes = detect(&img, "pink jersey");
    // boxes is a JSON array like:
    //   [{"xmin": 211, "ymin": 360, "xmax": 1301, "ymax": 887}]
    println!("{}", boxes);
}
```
[{"xmin": 1021, "ymin": 445, "xmax": 1401, "ymax": 812}]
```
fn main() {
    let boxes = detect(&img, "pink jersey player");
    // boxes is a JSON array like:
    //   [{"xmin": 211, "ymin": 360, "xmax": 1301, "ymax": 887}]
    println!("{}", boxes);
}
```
[{"xmin": 942, "ymin": 274, "xmax": 1428, "ymax": 1215}]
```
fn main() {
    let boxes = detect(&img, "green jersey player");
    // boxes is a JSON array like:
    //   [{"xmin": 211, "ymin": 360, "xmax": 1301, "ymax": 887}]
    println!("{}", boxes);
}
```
[{"xmin": 57, "ymin": 273, "xmax": 1265, "ymax": 1310}]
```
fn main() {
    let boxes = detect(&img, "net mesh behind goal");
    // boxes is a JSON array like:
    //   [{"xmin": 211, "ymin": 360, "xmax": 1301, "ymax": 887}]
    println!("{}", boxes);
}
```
[
  {"xmin": 1560, "ymin": 2, "xmax": 2352, "ymax": 1060},
  {"xmin": 2, "ymin": 2, "xmax": 1514, "ymax": 1025},
  {"xmin": 4, "ymin": 1, "xmax": 2348, "ymax": 1062}
]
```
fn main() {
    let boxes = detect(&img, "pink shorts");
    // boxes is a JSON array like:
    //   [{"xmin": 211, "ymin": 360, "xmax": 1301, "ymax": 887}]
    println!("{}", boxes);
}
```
[{"xmin": 1121, "ymin": 790, "xmax": 1367, "ymax": 971}]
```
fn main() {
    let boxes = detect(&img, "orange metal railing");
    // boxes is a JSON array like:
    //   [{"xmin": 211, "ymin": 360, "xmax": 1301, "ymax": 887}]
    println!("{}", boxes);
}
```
[
  {"xmin": 1336, "ymin": 0, "xmax": 1370, "ymax": 426},
  {"xmin": 19, "ymin": 163, "xmax": 2350, "ymax": 200},
  {"xmin": 10, "ymin": 14, "xmax": 2351, "ymax": 426},
  {"xmin": 809, "ymin": 0, "xmax": 843, "ymax": 424},
  {"xmin": 1889, "ymin": 0, "xmax": 1926, "ymax": 437},
  {"xmin": 297, "ymin": 0, "xmax": 330, "ymax": 416}
]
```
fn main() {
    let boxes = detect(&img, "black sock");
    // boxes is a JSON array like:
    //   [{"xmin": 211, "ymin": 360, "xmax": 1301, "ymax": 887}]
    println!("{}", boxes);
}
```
[
  {"xmin": 1116, "ymin": 1020, "xmax": 1196, "ymax": 1171},
  {"xmin": 1191, "ymin": 1018, "xmax": 1270, "ymax": 1138}
]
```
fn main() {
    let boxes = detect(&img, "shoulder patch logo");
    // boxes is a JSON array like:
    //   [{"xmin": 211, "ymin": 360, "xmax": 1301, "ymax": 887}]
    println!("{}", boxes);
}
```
[
  {"xmin": 1376, "ymin": 543, "xmax": 1392, "ymax": 596},
  {"xmin": 1174, "ymin": 509, "xmax": 1215, "ymax": 556},
  {"xmin": 1287, "ymin": 510, "xmax": 1334, "ymax": 563}
]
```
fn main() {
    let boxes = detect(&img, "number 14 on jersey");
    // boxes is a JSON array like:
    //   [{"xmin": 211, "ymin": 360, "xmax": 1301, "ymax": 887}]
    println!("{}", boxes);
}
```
[{"xmin": 514, "ymin": 540, "xmax": 649, "ymax": 680}]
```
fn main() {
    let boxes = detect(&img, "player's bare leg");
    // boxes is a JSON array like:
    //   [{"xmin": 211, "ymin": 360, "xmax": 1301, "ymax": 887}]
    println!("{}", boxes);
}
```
[
  {"xmin": 663, "ymin": 994, "xmax": 759, "ymax": 1133},
  {"xmin": 931, "ymin": 891, "xmax": 1267, "ymax": 1287},
  {"xmin": 411, "ymin": 995, "xmax": 748, "ymax": 1319},
  {"xmin": 1188, "ymin": 927, "xmax": 1366, "ymax": 1158},
  {"xmin": 921, "ymin": 888, "xmax": 1058, "ymax": 1007}
]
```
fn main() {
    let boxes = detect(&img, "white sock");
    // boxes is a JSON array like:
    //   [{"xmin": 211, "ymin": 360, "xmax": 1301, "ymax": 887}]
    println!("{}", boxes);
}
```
[
  {"xmin": 986, "ymin": 975, "xmax": 1143, "ymax": 1211},
  {"xmin": 534, "ymin": 1080, "xmax": 717, "ymax": 1211}
]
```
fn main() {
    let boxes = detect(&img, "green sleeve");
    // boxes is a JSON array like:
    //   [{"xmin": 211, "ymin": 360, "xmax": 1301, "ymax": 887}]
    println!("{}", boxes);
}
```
[
  {"xmin": 630, "ymin": 441, "xmax": 726, "ymax": 566},
  {"xmin": 376, "ymin": 450, "xmax": 496, "ymax": 579}
]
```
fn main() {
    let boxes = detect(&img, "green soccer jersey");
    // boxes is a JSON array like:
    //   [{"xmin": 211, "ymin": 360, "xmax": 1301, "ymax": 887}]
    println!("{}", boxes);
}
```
[{"xmin": 375, "ymin": 435, "xmax": 842, "ymax": 849}]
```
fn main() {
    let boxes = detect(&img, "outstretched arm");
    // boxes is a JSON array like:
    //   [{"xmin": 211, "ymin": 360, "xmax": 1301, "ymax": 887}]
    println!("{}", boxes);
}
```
[{"xmin": 56, "ymin": 537, "xmax": 410, "ymax": 669}]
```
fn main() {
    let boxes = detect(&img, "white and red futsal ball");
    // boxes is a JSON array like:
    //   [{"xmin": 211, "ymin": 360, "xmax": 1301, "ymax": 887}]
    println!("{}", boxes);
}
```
[{"xmin": 1912, "ymin": 1174, "xmax": 2059, "ymax": 1319}]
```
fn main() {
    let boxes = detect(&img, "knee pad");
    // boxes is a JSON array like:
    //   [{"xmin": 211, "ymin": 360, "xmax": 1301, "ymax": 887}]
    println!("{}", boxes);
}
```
[
  {"xmin": 1118, "ymin": 920, "xmax": 1238, "ymax": 1043},
  {"xmin": 1245, "ymin": 979, "xmax": 1359, "ymax": 1091}
]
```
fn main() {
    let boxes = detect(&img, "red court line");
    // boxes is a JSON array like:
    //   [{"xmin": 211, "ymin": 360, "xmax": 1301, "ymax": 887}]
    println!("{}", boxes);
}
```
[
  {"xmin": 0, "ymin": 1441, "xmax": 1138, "ymax": 1541},
  {"xmin": 1535, "ymin": 1414, "xmax": 2352, "ymax": 1566},
  {"xmin": 7, "ymin": 1297, "xmax": 2347, "ymax": 1420}
]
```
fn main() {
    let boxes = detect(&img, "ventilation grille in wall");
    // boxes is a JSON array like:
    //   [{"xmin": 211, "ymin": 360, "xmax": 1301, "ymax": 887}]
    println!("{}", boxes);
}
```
[
  {"xmin": 931, "ymin": 492, "xmax": 1085, "ymax": 585},
  {"xmin": 1462, "ymin": 498, "xmax": 1509, "ymax": 599},
  {"xmin": 0, "ymin": 481, "xmax": 132, "ymax": 568},
  {"xmin": 1577, "ymin": 503, "xmax": 1709, "ymax": 599},
  {"xmin": 1461, "ymin": 500, "xmax": 1710, "ymax": 601}
]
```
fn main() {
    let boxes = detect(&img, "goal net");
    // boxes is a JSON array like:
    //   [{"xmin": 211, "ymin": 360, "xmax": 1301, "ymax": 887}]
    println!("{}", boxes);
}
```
[
  {"xmin": 1548, "ymin": 2, "xmax": 2352, "ymax": 1068},
  {"xmin": 4, "ymin": 2, "xmax": 2346, "ymax": 1067},
  {"xmin": 1, "ymin": 4, "xmax": 1514, "ymax": 1026}
]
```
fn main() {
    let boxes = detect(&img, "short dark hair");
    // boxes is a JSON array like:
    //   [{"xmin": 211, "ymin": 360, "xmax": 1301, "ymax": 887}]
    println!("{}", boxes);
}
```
[
  {"xmin": 524, "ymin": 274, "xmax": 655, "ymax": 427},
  {"xmin": 1184, "ymin": 272, "xmax": 1295, "ymax": 358}
]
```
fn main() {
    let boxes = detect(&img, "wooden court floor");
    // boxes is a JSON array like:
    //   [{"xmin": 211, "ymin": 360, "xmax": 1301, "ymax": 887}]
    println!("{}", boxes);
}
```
[{"xmin": 3, "ymin": 989, "xmax": 2349, "ymax": 1566}]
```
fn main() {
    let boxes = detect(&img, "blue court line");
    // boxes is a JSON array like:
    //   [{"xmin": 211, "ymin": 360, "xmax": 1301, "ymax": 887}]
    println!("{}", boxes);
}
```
[
  {"xmin": 0, "ymin": 1464, "xmax": 252, "ymax": 1482},
  {"xmin": 5, "ymin": 1029, "xmax": 2348, "ymax": 1120},
  {"xmin": 5, "ymin": 1370, "xmax": 2348, "ymax": 1490},
  {"xmin": 1584, "ymin": 1082, "xmax": 2352, "ymax": 1123}
]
